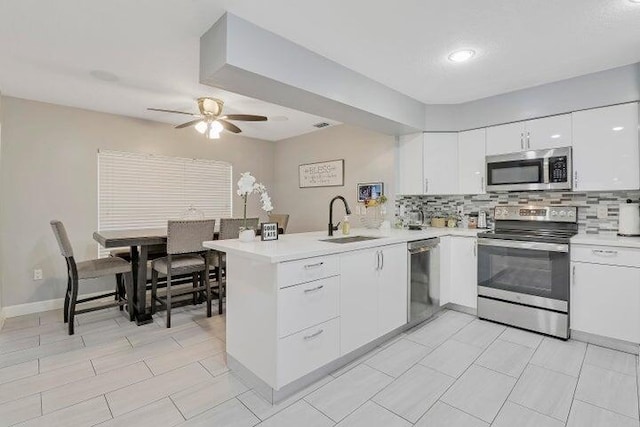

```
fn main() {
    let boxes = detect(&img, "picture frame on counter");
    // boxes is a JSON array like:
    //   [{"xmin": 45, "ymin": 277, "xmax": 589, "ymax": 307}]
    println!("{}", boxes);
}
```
[
  {"xmin": 357, "ymin": 182, "xmax": 384, "ymax": 202},
  {"xmin": 260, "ymin": 222, "xmax": 279, "ymax": 241},
  {"xmin": 298, "ymin": 159, "xmax": 344, "ymax": 188}
]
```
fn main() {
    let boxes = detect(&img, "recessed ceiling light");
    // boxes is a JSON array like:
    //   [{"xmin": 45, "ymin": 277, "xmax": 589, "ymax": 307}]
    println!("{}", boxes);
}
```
[
  {"xmin": 612, "ymin": 126, "xmax": 625, "ymax": 131},
  {"xmin": 90, "ymin": 70, "xmax": 119, "ymax": 82},
  {"xmin": 448, "ymin": 49, "xmax": 476, "ymax": 63},
  {"xmin": 551, "ymin": 134, "xmax": 561, "ymax": 139}
]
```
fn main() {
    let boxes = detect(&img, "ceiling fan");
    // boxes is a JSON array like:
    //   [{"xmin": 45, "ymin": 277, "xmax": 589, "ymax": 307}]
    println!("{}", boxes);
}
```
[{"xmin": 148, "ymin": 97, "xmax": 267, "ymax": 139}]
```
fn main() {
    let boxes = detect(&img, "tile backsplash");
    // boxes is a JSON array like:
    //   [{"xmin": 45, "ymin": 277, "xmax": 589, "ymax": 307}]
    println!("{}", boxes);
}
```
[{"xmin": 396, "ymin": 191, "xmax": 640, "ymax": 234}]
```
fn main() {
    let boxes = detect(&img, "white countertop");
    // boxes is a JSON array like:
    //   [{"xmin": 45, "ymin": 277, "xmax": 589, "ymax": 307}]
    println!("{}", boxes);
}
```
[
  {"xmin": 570, "ymin": 233, "xmax": 640, "ymax": 249},
  {"xmin": 203, "ymin": 227, "xmax": 481, "ymax": 263}
]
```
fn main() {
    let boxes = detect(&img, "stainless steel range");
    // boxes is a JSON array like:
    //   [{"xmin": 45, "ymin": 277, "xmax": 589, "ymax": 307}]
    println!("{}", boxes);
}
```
[{"xmin": 477, "ymin": 205, "xmax": 578, "ymax": 339}]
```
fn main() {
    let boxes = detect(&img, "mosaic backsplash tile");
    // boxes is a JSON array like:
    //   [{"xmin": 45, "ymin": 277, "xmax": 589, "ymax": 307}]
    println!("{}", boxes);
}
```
[{"xmin": 396, "ymin": 191, "xmax": 640, "ymax": 234}]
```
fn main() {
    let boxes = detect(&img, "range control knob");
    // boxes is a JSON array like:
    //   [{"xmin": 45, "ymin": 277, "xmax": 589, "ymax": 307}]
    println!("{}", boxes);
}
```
[
  {"xmin": 551, "ymin": 211, "xmax": 557, "ymax": 216},
  {"xmin": 560, "ymin": 211, "xmax": 566, "ymax": 217},
  {"xmin": 568, "ymin": 211, "xmax": 575, "ymax": 217}
]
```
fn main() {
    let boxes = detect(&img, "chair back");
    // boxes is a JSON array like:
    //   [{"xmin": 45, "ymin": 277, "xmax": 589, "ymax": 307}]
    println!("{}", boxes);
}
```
[
  {"xmin": 166, "ymin": 219, "xmax": 216, "ymax": 255},
  {"xmin": 268, "ymin": 214, "xmax": 290, "ymax": 234},
  {"xmin": 50, "ymin": 220, "xmax": 74, "ymax": 258},
  {"xmin": 219, "ymin": 218, "xmax": 259, "ymax": 240}
]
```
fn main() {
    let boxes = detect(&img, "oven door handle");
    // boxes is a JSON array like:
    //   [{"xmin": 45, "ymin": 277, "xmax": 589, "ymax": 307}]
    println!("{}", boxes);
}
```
[{"xmin": 477, "ymin": 238, "xmax": 568, "ymax": 253}]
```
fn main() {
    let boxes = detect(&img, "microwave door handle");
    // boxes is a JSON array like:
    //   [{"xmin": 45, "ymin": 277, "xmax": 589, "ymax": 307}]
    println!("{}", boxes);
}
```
[{"xmin": 477, "ymin": 238, "xmax": 569, "ymax": 253}]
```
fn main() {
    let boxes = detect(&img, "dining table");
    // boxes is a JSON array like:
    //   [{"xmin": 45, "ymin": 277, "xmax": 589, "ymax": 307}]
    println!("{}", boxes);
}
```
[{"xmin": 93, "ymin": 226, "xmax": 282, "ymax": 325}]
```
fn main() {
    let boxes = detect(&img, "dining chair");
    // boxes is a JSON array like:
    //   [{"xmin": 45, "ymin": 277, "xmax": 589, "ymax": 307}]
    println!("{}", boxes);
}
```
[
  {"xmin": 268, "ymin": 213, "xmax": 290, "ymax": 234},
  {"xmin": 150, "ymin": 219, "xmax": 215, "ymax": 328},
  {"xmin": 50, "ymin": 220, "xmax": 134, "ymax": 335},
  {"xmin": 212, "ymin": 217, "xmax": 259, "ymax": 315}
]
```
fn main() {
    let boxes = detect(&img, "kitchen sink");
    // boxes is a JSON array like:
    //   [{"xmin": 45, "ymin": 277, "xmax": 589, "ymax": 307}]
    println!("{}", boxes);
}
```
[{"xmin": 320, "ymin": 235, "xmax": 382, "ymax": 244}]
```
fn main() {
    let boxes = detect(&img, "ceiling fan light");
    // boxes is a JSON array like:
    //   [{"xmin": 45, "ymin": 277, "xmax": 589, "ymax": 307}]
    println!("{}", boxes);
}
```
[
  {"xmin": 195, "ymin": 121, "xmax": 208, "ymax": 134},
  {"xmin": 208, "ymin": 129, "xmax": 221, "ymax": 139},
  {"xmin": 211, "ymin": 120, "xmax": 224, "ymax": 133}
]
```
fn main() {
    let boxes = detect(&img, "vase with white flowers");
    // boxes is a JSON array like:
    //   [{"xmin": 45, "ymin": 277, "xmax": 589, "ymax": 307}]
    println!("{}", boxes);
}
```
[{"xmin": 236, "ymin": 172, "xmax": 273, "ymax": 242}]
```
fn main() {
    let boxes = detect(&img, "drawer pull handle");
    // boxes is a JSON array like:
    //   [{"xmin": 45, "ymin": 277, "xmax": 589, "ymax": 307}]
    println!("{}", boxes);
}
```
[
  {"xmin": 304, "ymin": 262, "xmax": 324, "ymax": 269},
  {"xmin": 304, "ymin": 285, "xmax": 324, "ymax": 294},
  {"xmin": 592, "ymin": 249, "xmax": 618, "ymax": 256},
  {"xmin": 303, "ymin": 329, "xmax": 324, "ymax": 340}
]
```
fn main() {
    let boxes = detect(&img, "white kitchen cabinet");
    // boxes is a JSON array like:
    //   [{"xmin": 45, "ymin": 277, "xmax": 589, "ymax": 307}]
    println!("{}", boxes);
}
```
[
  {"xmin": 340, "ymin": 243, "xmax": 408, "ymax": 354},
  {"xmin": 458, "ymin": 129, "xmax": 486, "ymax": 194},
  {"xmin": 340, "ymin": 248, "xmax": 379, "ymax": 354},
  {"xmin": 526, "ymin": 114, "xmax": 572, "ymax": 150},
  {"xmin": 571, "ymin": 261, "xmax": 640, "ymax": 343},
  {"xmin": 486, "ymin": 122, "xmax": 525, "ymax": 155},
  {"xmin": 377, "ymin": 244, "xmax": 409, "ymax": 336},
  {"xmin": 397, "ymin": 133, "xmax": 424, "ymax": 195},
  {"xmin": 448, "ymin": 237, "xmax": 478, "ymax": 309},
  {"xmin": 424, "ymin": 132, "xmax": 459, "ymax": 195},
  {"xmin": 486, "ymin": 114, "xmax": 572, "ymax": 155},
  {"xmin": 572, "ymin": 103, "xmax": 640, "ymax": 192}
]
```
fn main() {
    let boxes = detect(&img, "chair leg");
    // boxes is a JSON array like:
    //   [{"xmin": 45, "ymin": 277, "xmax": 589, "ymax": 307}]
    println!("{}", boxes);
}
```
[
  {"xmin": 63, "ymin": 275, "xmax": 71, "ymax": 323},
  {"xmin": 192, "ymin": 273, "xmax": 198, "ymax": 305},
  {"xmin": 204, "ymin": 267, "xmax": 212, "ymax": 318},
  {"xmin": 123, "ymin": 272, "xmax": 135, "ymax": 322},
  {"xmin": 116, "ymin": 273, "xmax": 124, "ymax": 311},
  {"xmin": 68, "ymin": 277, "xmax": 79, "ymax": 335},
  {"xmin": 151, "ymin": 270, "xmax": 158, "ymax": 315},
  {"xmin": 165, "ymin": 271, "xmax": 172, "ymax": 328}
]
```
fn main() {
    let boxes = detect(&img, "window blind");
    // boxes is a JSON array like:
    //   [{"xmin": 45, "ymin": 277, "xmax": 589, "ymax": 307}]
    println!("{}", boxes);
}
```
[{"xmin": 98, "ymin": 150, "xmax": 232, "ymax": 255}]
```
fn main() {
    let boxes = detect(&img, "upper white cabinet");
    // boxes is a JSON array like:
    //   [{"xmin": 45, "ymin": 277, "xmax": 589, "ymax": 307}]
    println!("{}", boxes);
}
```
[
  {"xmin": 572, "ymin": 103, "xmax": 640, "ymax": 192},
  {"xmin": 458, "ymin": 129, "xmax": 486, "ymax": 194},
  {"xmin": 486, "ymin": 122, "xmax": 525, "ymax": 155},
  {"xmin": 340, "ymin": 244, "xmax": 408, "ymax": 355},
  {"xmin": 526, "ymin": 114, "xmax": 572, "ymax": 150},
  {"xmin": 397, "ymin": 133, "xmax": 424, "ymax": 195},
  {"xmin": 424, "ymin": 133, "xmax": 459, "ymax": 195},
  {"xmin": 486, "ymin": 114, "xmax": 572, "ymax": 155}
]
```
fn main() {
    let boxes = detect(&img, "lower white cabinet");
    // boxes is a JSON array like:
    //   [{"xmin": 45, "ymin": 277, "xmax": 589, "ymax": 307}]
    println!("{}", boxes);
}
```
[
  {"xmin": 571, "ymin": 259, "xmax": 640, "ymax": 343},
  {"xmin": 340, "ymin": 244, "xmax": 408, "ymax": 354},
  {"xmin": 448, "ymin": 237, "xmax": 478, "ymax": 309}
]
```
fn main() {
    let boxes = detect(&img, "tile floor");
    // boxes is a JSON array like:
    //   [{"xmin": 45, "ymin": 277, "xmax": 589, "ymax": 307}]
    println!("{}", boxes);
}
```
[{"xmin": 0, "ymin": 306, "xmax": 639, "ymax": 426}]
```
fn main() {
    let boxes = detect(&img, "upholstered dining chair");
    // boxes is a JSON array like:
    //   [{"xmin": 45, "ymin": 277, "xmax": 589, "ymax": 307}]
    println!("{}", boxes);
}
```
[
  {"xmin": 151, "ymin": 219, "xmax": 216, "ymax": 328},
  {"xmin": 50, "ymin": 220, "xmax": 134, "ymax": 335},
  {"xmin": 212, "ymin": 217, "xmax": 259, "ymax": 315},
  {"xmin": 268, "ymin": 213, "xmax": 290, "ymax": 234}
]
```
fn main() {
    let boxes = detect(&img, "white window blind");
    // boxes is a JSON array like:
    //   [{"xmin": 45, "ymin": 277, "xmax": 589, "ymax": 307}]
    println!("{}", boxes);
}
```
[{"xmin": 98, "ymin": 150, "xmax": 232, "ymax": 255}]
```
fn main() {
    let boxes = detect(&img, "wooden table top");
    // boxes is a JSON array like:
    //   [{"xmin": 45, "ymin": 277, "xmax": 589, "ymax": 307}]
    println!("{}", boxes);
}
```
[{"xmin": 93, "ymin": 228, "xmax": 168, "ymax": 248}]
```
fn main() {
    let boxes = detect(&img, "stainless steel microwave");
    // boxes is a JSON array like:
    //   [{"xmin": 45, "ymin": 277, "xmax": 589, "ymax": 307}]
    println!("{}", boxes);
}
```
[{"xmin": 485, "ymin": 147, "xmax": 572, "ymax": 192}]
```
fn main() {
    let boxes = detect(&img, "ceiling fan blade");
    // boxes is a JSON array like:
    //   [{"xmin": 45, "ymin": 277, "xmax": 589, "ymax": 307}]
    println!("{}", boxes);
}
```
[
  {"xmin": 218, "ymin": 119, "xmax": 242, "ymax": 134},
  {"xmin": 148, "ymin": 108, "xmax": 200, "ymax": 117},
  {"xmin": 222, "ymin": 114, "xmax": 268, "ymax": 122},
  {"xmin": 175, "ymin": 119, "xmax": 203, "ymax": 129}
]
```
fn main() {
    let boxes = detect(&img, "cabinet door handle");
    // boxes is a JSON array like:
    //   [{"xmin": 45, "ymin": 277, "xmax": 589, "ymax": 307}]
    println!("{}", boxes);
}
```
[
  {"xmin": 520, "ymin": 133, "xmax": 524, "ymax": 150},
  {"xmin": 473, "ymin": 241, "xmax": 477, "ymax": 257},
  {"xmin": 304, "ymin": 285, "xmax": 324, "ymax": 294},
  {"xmin": 304, "ymin": 262, "xmax": 324, "ymax": 269},
  {"xmin": 425, "ymin": 178, "xmax": 429, "ymax": 193},
  {"xmin": 574, "ymin": 171, "xmax": 578, "ymax": 189},
  {"xmin": 572, "ymin": 265, "xmax": 576, "ymax": 284},
  {"xmin": 592, "ymin": 249, "xmax": 618, "ymax": 257},
  {"xmin": 303, "ymin": 329, "xmax": 324, "ymax": 340},
  {"xmin": 380, "ymin": 251, "xmax": 384, "ymax": 270},
  {"xmin": 526, "ymin": 131, "xmax": 531, "ymax": 149},
  {"xmin": 375, "ymin": 251, "xmax": 380, "ymax": 270}
]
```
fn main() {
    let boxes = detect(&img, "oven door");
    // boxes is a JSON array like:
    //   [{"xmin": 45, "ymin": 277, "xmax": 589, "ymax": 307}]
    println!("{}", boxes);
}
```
[{"xmin": 477, "ymin": 238, "xmax": 569, "ymax": 312}]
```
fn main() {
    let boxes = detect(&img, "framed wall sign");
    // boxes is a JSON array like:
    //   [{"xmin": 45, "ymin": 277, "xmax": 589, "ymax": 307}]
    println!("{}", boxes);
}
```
[
  {"xmin": 357, "ymin": 182, "xmax": 384, "ymax": 202},
  {"xmin": 260, "ymin": 222, "xmax": 279, "ymax": 241},
  {"xmin": 299, "ymin": 159, "xmax": 344, "ymax": 188}
]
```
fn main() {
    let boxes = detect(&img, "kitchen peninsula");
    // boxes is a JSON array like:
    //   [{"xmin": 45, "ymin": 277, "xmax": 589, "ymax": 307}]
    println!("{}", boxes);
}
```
[{"xmin": 203, "ymin": 227, "xmax": 479, "ymax": 402}]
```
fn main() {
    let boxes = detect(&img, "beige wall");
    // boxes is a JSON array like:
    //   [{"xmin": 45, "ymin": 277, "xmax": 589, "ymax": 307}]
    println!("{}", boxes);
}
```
[
  {"xmin": 273, "ymin": 124, "xmax": 396, "ymax": 234},
  {"xmin": 0, "ymin": 96, "xmax": 275, "ymax": 307}
]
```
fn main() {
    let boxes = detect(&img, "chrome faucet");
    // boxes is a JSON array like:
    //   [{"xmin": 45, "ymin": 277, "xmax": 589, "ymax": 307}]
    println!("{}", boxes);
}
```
[{"xmin": 328, "ymin": 196, "xmax": 351, "ymax": 236}]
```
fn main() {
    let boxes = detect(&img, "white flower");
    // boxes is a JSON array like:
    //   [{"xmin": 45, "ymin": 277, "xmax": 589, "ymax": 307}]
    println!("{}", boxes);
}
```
[
  {"xmin": 237, "ymin": 172, "xmax": 257, "ymax": 195},
  {"xmin": 260, "ymin": 192, "xmax": 273, "ymax": 212}
]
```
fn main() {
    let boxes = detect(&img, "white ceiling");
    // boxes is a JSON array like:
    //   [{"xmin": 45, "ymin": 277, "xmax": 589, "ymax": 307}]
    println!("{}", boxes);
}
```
[{"xmin": 1, "ymin": 0, "xmax": 639, "ymax": 138}]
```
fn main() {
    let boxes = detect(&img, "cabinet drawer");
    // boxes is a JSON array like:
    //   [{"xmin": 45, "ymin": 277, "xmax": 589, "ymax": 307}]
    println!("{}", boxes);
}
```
[
  {"xmin": 278, "ymin": 255, "xmax": 339, "ymax": 288},
  {"xmin": 571, "ymin": 245, "xmax": 640, "ymax": 268},
  {"xmin": 277, "ymin": 318, "xmax": 340, "ymax": 387},
  {"xmin": 278, "ymin": 276, "xmax": 340, "ymax": 337}
]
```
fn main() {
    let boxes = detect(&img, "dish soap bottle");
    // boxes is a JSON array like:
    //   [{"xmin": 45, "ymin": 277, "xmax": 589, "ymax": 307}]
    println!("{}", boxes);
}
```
[{"xmin": 342, "ymin": 216, "xmax": 350, "ymax": 235}]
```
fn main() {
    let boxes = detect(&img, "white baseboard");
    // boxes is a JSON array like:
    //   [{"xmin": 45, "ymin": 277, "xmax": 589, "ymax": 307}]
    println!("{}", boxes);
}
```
[{"xmin": 0, "ymin": 291, "xmax": 109, "ymax": 319}]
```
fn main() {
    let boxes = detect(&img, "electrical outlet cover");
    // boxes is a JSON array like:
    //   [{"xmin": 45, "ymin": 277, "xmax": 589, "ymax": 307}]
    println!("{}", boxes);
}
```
[{"xmin": 33, "ymin": 269, "xmax": 43, "ymax": 280}]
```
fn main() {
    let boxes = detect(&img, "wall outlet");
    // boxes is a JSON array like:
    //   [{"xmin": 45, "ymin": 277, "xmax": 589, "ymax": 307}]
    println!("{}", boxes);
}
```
[
  {"xmin": 597, "ymin": 205, "xmax": 608, "ymax": 219},
  {"xmin": 33, "ymin": 269, "xmax": 43, "ymax": 281}
]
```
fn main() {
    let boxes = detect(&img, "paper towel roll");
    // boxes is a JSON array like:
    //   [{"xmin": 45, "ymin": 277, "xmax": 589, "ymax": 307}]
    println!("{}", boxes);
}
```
[{"xmin": 618, "ymin": 203, "xmax": 640, "ymax": 236}]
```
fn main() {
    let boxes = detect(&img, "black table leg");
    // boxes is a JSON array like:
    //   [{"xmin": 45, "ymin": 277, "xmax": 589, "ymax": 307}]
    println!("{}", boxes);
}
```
[{"xmin": 131, "ymin": 245, "xmax": 153, "ymax": 325}]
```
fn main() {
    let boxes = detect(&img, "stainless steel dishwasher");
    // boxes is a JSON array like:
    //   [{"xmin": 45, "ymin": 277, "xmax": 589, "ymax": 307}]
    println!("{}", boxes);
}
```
[{"xmin": 408, "ymin": 238, "xmax": 440, "ymax": 326}]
